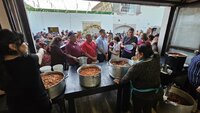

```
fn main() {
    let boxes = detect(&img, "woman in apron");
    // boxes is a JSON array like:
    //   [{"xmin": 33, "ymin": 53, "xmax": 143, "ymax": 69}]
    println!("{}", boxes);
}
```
[{"xmin": 114, "ymin": 42, "xmax": 163, "ymax": 113}]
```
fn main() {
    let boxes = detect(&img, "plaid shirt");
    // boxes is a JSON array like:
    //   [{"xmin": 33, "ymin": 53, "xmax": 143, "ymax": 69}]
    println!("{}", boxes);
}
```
[{"xmin": 188, "ymin": 54, "xmax": 200, "ymax": 87}]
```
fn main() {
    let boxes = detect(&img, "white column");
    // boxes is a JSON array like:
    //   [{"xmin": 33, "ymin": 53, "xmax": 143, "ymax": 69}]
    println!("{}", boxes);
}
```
[{"xmin": 158, "ymin": 7, "xmax": 171, "ymax": 54}]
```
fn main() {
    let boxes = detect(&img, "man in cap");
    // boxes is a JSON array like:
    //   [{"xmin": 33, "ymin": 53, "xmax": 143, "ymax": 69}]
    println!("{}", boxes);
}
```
[{"xmin": 65, "ymin": 32, "xmax": 82, "ymax": 66}]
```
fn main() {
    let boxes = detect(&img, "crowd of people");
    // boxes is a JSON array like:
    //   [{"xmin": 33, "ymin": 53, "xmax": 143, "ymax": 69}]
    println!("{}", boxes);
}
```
[
  {"xmin": 0, "ymin": 27, "xmax": 161, "ymax": 113},
  {"xmin": 33, "ymin": 27, "xmax": 159, "ymax": 69},
  {"xmin": 1, "ymin": 27, "xmax": 200, "ymax": 113},
  {"xmin": 33, "ymin": 27, "xmax": 161, "ymax": 113}
]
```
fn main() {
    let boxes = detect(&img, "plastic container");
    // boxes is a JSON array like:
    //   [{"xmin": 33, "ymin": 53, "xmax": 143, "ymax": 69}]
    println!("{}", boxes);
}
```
[
  {"xmin": 40, "ymin": 66, "xmax": 52, "ymax": 73},
  {"xmin": 53, "ymin": 64, "xmax": 63, "ymax": 72}
]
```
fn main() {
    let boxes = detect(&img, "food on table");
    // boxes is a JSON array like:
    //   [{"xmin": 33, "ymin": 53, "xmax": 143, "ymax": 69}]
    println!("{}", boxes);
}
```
[
  {"xmin": 167, "ymin": 92, "xmax": 190, "ymax": 105},
  {"xmin": 79, "ymin": 66, "xmax": 101, "ymax": 76},
  {"xmin": 110, "ymin": 60, "xmax": 128, "ymax": 66},
  {"xmin": 41, "ymin": 73, "xmax": 63, "ymax": 89}
]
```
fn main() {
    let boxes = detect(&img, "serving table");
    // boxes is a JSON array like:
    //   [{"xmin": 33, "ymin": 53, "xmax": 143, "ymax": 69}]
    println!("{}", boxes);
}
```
[{"xmin": 64, "ymin": 62, "xmax": 122, "ymax": 113}]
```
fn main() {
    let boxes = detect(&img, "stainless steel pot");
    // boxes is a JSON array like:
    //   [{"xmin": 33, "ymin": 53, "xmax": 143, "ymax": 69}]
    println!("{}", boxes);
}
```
[
  {"xmin": 78, "ymin": 56, "xmax": 88, "ymax": 65},
  {"xmin": 41, "ymin": 71, "xmax": 67, "ymax": 99},
  {"xmin": 108, "ymin": 58, "xmax": 134, "ymax": 78},
  {"xmin": 157, "ymin": 86, "xmax": 197, "ymax": 113},
  {"xmin": 77, "ymin": 64, "xmax": 101, "ymax": 87}
]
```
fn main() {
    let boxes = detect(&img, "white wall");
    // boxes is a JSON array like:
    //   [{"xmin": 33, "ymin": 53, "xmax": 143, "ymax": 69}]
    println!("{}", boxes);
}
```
[
  {"xmin": 27, "ymin": 11, "xmax": 113, "ymax": 34},
  {"xmin": 27, "ymin": 6, "xmax": 166, "ymax": 35},
  {"xmin": 136, "ymin": 6, "xmax": 165, "ymax": 31}
]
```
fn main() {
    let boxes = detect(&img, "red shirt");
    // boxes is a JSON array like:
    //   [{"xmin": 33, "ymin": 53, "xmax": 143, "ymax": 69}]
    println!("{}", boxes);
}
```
[
  {"xmin": 81, "ymin": 41, "xmax": 97, "ymax": 63},
  {"xmin": 65, "ymin": 42, "xmax": 82, "ymax": 65}
]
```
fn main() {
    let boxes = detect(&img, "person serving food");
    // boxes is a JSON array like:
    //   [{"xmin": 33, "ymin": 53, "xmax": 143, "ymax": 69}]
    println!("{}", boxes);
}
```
[
  {"xmin": 114, "ymin": 42, "xmax": 163, "ymax": 113},
  {"xmin": 0, "ymin": 29, "xmax": 52, "ymax": 113}
]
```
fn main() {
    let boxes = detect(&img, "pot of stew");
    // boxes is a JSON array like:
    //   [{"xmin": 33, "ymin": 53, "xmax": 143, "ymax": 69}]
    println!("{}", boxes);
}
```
[
  {"xmin": 77, "ymin": 64, "xmax": 101, "ymax": 87},
  {"xmin": 108, "ymin": 58, "xmax": 134, "ymax": 78},
  {"xmin": 157, "ymin": 86, "xmax": 196, "ymax": 113},
  {"xmin": 41, "ymin": 71, "xmax": 67, "ymax": 99}
]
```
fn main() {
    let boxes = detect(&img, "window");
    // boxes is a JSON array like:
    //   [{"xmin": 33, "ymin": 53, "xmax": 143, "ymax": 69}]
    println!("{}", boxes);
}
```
[
  {"xmin": 120, "ymin": 4, "xmax": 130, "ymax": 13},
  {"xmin": 170, "ymin": 7, "xmax": 200, "ymax": 50},
  {"xmin": 120, "ymin": 4, "xmax": 140, "ymax": 15}
]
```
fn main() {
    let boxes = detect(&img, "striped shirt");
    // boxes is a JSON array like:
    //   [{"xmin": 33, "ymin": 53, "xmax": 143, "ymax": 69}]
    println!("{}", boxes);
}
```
[{"xmin": 188, "ymin": 54, "xmax": 200, "ymax": 87}]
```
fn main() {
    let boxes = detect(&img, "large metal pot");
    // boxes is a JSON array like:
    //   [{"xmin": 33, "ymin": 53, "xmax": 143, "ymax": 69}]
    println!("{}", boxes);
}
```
[
  {"xmin": 77, "ymin": 64, "xmax": 101, "ymax": 87},
  {"xmin": 41, "ymin": 71, "xmax": 67, "ymax": 99},
  {"xmin": 108, "ymin": 58, "xmax": 134, "ymax": 78},
  {"xmin": 157, "ymin": 86, "xmax": 197, "ymax": 113},
  {"xmin": 165, "ymin": 52, "xmax": 187, "ymax": 72}
]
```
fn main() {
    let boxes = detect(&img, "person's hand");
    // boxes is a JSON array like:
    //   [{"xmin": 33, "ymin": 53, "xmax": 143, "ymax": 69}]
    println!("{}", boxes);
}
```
[
  {"xmin": 73, "ymin": 56, "xmax": 79, "ymax": 62},
  {"xmin": 131, "ymin": 42, "xmax": 137, "ymax": 47},
  {"xmin": 37, "ymin": 48, "xmax": 45, "ymax": 65},
  {"xmin": 121, "ymin": 44, "xmax": 125, "ymax": 48},
  {"xmin": 109, "ymin": 45, "xmax": 113, "ymax": 49},
  {"xmin": 196, "ymin": 86, "xmax": 200, "ymax": 93},
  {"xmin": 38, "ymin": 48, "xmax": 45, "ymax": 53},
  {"xmin": 105, "ymin": 53, "xmax": 108, "ymax": 61},
  {"xmin": 132, "ymin": 56, "xmax": 139, "ymax": 61},
  {"xmin": 113, "ymin": 78, "xmax": 120, "ymax": 84},
  {"xmin": 92, "ymin": 56, "xmax": 97, "ymax": 61},
  {"xmin": 109, "ymin": 48, "xmax": 112, "ymax": 52}
]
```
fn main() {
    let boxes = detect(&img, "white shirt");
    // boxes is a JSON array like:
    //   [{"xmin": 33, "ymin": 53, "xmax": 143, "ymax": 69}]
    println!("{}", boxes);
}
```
[{"xmin": 111, "ymin": 42, "xmax": 121, "ymax": 59}]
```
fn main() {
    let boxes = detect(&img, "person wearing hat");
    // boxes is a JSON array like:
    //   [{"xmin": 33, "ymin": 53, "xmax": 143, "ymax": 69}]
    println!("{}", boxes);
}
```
[{"xmin": 65, "ymin": 32, "xmax": 82, "ymax": 66}]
